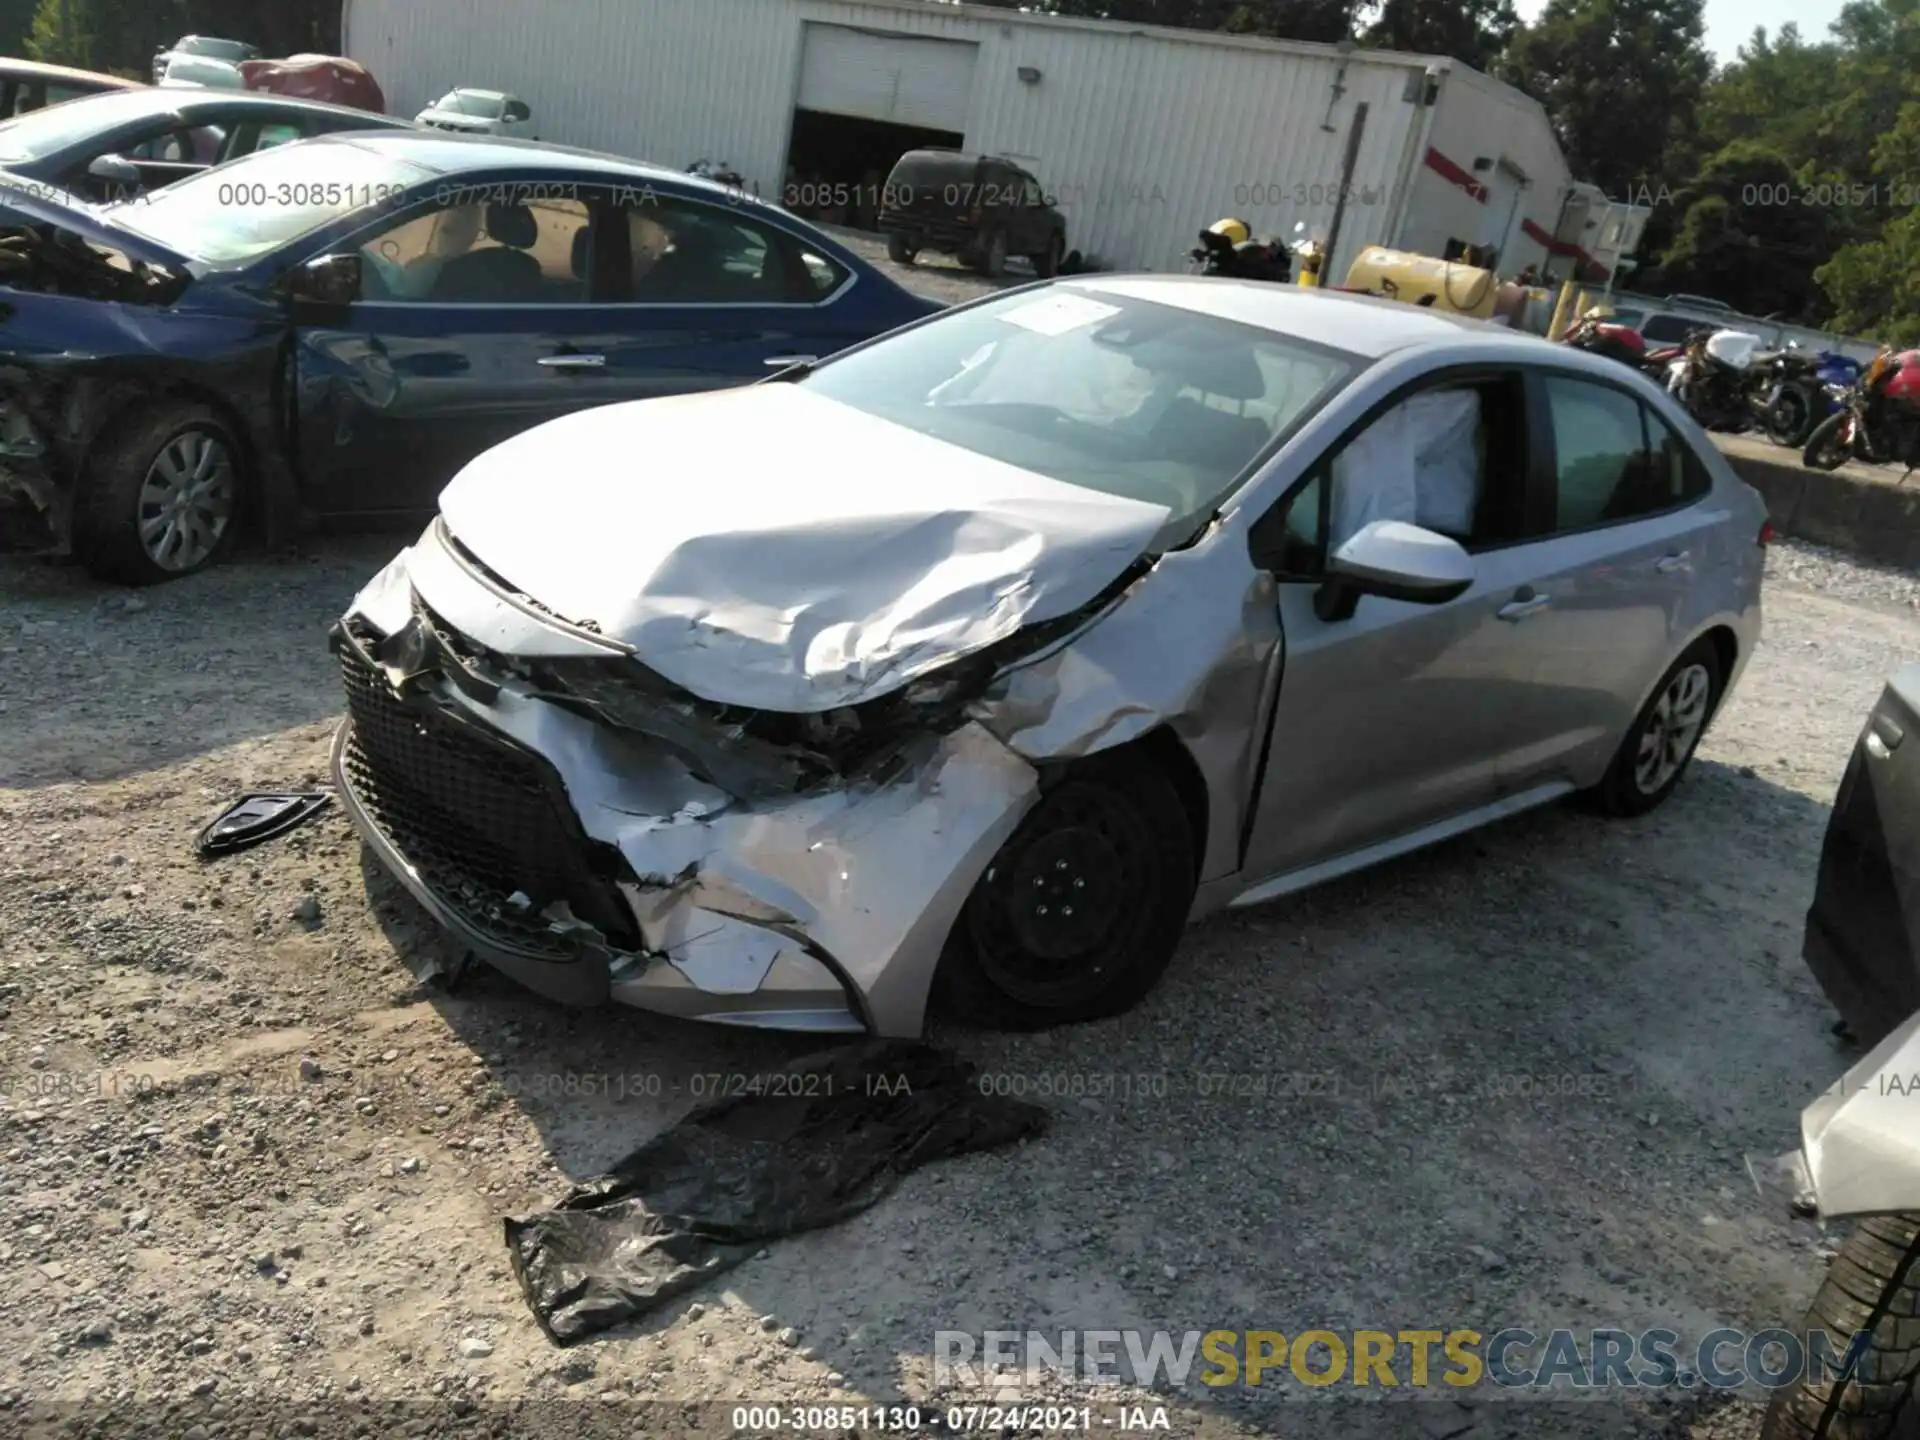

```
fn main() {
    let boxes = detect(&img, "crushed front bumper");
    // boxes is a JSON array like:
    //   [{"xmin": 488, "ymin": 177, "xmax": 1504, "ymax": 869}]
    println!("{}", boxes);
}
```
[{"xmin": 330, "ymin": 540, "xmax": 1040, "ymax": 1038}]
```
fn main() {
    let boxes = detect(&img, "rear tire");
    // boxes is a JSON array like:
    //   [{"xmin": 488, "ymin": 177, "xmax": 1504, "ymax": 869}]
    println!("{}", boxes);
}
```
[
  {"xmin": 1759, "ymin": 1213, "xmax": 1920, "ymax": 1440},
  {"xmin": 1587, "ymin": 639, "xmax": 1724, "ymax": 818},
  {"xmin": 1767, "ymin": 383, "xmax": 1816, "ymax": 448},
  {"xmin": 973, "ymin": 228, "xmax": 1008, "ymax": 279},
  {"xmin": 886, "ymin": 232, "xmax": 916, "ymax": 266},
  {"xmin": 1805, "ymin": 412, "xmax": 1851, "ymax": 471},
  {"xmin": 933, "ymin": 751, "xmax": 1196, "ymax": 1030},
  {"xmin": 72, "ymin": 400, "xmax": 245, "ymax": 586}
]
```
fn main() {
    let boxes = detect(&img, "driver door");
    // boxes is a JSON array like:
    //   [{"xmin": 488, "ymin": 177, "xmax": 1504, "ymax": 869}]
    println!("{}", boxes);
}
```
[
  {"xmin": 291, "ymin": 191, "xmax": 615, "ymax": 517},
  {"xmin": 1240, "ymin": 367, "xmax": 1559, "ymax": 883}
]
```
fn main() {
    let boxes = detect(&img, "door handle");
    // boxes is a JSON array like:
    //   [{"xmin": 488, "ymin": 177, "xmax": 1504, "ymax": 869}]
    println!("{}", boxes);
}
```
[
  {"xmin": 1496, "ymin": 593, "xmax": 1551, "ymax": 622},
  {"xmin": 1654, "ymin": 551, "xmax": 1691, "ymax": 573},
  {"xmin": 537, "ymin": 353, "xmax": 606, "ymax": 369},
  {"xmin": 763, "ymin": 354, "xmax": 819, "ymax": 367}
]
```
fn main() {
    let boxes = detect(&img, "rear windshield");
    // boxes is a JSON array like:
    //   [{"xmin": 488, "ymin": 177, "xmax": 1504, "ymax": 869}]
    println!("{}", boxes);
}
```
[
  {"xmin": 0, "ymin": 89, "xmax": 168, "ymax": 161},
  {"xmin": 433, "ymin": 91, "xmax": 503, "ymax": 118},
  {"xmin": 179, "ymin": 38, "xmax": 254, "ymax": 60},
  {"xmin": 800, "ymin": 285, "xmax": 1358, "ymax": 546}
]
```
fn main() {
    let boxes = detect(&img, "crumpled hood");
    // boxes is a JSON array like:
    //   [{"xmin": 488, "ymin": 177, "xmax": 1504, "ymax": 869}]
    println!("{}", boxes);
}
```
[{"xmin": 436, "ymin": 384, "xmax": 1170, "ymax": 713}]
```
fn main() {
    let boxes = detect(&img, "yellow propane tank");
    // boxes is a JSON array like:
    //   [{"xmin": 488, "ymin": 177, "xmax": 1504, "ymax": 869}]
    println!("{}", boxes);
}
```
[{"xmin": 1342, "ymin": 246, "xmax": 1500, "ymax": 318}]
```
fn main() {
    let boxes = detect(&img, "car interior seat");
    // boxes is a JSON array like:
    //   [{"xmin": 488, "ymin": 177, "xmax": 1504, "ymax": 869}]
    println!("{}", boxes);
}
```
[
  {"xmin": 432, "ymin": 202, "xmax": 544, "ymax": 301},
  {"xmin": 1145, "ymin": 346, "xmax": 1274, "ymax": 474}
]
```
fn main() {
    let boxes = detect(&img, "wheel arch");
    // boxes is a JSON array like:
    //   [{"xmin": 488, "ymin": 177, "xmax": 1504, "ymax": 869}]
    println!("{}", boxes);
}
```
[
  {"xmin": 1050, "ymin": 726, "xmax": 1209, "ymax": 883},
  {"xmin": 78, "ymin": 380, "xmax": 268, "ymax": 534}
]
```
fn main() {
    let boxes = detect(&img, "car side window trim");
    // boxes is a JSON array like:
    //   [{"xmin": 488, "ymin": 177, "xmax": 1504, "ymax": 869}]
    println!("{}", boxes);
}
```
[
  {"xmin": 1246, "ymin": 362, "xmax": 1538, "ymax": 579},
  {"xmin": 284, "ymin": 182, "xmax": 860, "ymax": 308},
  {"xmin": 1524, "ymin": 365, "xmax": 1715, "ymax": 539}
]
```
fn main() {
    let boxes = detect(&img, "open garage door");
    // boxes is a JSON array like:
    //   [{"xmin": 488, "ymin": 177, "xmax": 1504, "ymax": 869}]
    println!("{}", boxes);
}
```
[{"xmin": 796, "ymin": 24, "xmax": 978, "ymax": 132}]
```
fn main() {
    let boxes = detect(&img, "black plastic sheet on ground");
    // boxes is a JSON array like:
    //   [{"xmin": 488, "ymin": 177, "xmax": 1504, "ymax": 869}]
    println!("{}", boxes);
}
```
[{"xmin": 503, "ymin": 1040, "xmax": 1049, "ymax": 1345}]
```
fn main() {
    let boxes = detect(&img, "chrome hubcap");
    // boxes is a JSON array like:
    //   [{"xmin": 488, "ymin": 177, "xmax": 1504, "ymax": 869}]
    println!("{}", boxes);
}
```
[
  {"xmin": 1633, "ymin": 663, "xmax": 1711, "ymax": 795},
  {"xmin": 136, "ymin": 429, "xmax": 236, "ymax": 571}
]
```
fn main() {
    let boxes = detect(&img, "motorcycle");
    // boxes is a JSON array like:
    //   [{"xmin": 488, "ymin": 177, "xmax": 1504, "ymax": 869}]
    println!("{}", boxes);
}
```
[
  {"xmin": 1561, "ymin": 306, "xmax": 1664, "ymax": 376},
  {"xmin": 1802, "ymin": 347, "xmax": 1920, "ymax": 475},
  {"xmin": 686, "ymin": 158, "xmax": 746, "ymax": 190},
  {"xmin": 1664, "ymin": 327, "xmax": 1764, "ymax": 434},
  {"xmin": 1754, "ymin": 344, "xmax": 1863, "ymax": 450},
  {"xmin": 1189, "ymin": 223, "xmax": 1295, "ymax": 282},
  {"xmin": 1748, "ymin": 1008, "xmax": 1920, "ymax": 1437}
]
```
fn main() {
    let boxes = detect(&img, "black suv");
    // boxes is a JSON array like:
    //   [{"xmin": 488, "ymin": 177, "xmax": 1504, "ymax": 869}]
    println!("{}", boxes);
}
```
[{"xmin": 878, "ymin": 149, "xmax": 1067, "ymax": 278}]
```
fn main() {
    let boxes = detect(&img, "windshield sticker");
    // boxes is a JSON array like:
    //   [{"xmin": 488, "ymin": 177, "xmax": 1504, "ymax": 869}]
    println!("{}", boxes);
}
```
[{"xmin": 998, "ymin": 293, "xmax": 1120, "ymax": 336}]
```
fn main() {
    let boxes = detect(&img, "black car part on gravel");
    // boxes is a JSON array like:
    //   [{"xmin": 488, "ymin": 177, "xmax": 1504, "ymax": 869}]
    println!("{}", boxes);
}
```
[
  {"xmin": 503, "ymin": 1040, "xmax": 1048, "ymax": 1345},
  {"xmin": 196, "ymin": 791, "xmax": 331, "ymax": 857}
]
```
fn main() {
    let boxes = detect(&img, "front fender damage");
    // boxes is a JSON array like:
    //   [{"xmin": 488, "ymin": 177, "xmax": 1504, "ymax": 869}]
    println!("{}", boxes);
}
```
[{"xmin": 343, "ymin": 520, "xmax": 1278, "ymax": 1035}]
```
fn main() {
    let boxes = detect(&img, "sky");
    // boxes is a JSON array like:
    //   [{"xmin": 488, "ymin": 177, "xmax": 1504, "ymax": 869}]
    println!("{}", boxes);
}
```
[{"xmin": 1510, "ymin": 0, "xmax": 1849, "ymax": 66}]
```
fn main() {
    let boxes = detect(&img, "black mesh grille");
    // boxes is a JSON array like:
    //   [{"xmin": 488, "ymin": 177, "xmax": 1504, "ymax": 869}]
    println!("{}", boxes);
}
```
[{"xmin": 338, "ymin": 636, "xmax": 630, "ymax": 956}]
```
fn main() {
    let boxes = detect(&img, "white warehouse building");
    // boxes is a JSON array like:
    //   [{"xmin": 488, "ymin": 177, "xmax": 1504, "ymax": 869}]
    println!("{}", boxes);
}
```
[{"xmin": 341, "ymin": 0, "xmax": 1623, "ymax": 282}]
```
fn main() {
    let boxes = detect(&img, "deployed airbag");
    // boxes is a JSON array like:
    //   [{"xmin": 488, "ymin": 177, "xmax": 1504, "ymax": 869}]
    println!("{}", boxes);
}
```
[{"xmin": 503, "ymin": 1041, "xmax": 1048, "ymax": 1343}]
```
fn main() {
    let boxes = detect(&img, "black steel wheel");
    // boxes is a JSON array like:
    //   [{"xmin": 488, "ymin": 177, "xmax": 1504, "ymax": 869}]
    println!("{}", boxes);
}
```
[{"xmin": 935, "ymin": 752, "xmax": 1195, "ymax": 1029}]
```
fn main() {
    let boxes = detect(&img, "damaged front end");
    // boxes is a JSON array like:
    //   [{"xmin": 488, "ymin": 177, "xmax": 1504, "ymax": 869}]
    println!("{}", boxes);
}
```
[
  {"xmin": 328, "ymin": 527, "xmax": 1142, "ymax": 1035},
  {"xmin": 0, "ymin": 202, "xmax": 193, "ymax": 552}
]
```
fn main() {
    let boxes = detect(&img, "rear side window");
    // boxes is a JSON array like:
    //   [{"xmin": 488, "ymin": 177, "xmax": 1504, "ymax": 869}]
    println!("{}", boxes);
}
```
[
  {"xmin": 1639, "ymin": 314, "xmax": 1696, "ymax": 343},
  {"xmin": 1543, "ymin": 376, "xmax": 1709, "ymax": 531},
  {"xmin": 624, "ymin": 197, "xmax": 832, "ymax": 303}
]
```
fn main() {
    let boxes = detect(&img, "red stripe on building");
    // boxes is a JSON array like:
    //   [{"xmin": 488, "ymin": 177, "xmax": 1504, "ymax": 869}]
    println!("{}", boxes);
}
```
[
  {"xmin": 1521, "ymin": 218, "xmax": 1607, "ymax": 279},
  {"xmin": 1423, "ymin": 147, "xmax": 1487, "ymax": 203}
]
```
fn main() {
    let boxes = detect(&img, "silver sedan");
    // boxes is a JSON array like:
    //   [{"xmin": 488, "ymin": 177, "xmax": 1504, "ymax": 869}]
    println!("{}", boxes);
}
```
[{"xmin": 330, "ymin": 277, "xmax": 1767, "ymax": 1036}]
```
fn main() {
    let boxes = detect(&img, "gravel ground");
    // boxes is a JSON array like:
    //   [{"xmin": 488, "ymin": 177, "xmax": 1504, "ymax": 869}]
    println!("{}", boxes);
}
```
[{"xmin": 0, "ymin": 240, "xmax": 1912, "ymax": 1440}]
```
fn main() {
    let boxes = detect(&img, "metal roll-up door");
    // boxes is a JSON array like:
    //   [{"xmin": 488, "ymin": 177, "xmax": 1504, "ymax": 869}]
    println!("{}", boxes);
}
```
[{"xmin": 796, "ymin": 23, "xmax": 978, "ymax": 132}]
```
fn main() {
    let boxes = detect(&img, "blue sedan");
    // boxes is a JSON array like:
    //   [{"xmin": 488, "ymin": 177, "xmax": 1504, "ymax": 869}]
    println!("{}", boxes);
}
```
[{"xmin": 0, "ymin": 130, "xmax": 941, "ymax": 582}]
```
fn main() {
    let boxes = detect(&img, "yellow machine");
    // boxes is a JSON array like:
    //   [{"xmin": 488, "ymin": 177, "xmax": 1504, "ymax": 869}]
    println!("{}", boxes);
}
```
[{"xmin": 1341, "ymin": 246, "xmax": 1501, "ymax": 316}]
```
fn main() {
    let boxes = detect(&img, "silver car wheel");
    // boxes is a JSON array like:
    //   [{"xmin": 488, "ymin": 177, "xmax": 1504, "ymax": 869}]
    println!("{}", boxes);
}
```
[
  {"xmin": 136, "ymin": 428, "xmax": 237, "ymax": 573},
  {"xmin": 1632, "ymin": 661, "xmax": 1712, "ymax": 795}
]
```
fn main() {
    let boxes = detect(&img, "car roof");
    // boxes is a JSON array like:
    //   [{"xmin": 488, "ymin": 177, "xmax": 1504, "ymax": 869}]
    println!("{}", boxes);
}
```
[
  {"xmin": 441, "ymin": 87, "xmax": 509, "ymax": 100},
  {"xmin": 1066, "ymin": 275, "xmax": 1545, "ymax": 359},
  {"xmin": 311, "ymin": 128, "xmax": 738, "ymax": 190},
  {"xmin": 43, "ymin": 88, "xmax": 400, "ymax": 124},
  {"xmin": 0, "ymin": 58, "xmax": 141, "ymax": 88}
]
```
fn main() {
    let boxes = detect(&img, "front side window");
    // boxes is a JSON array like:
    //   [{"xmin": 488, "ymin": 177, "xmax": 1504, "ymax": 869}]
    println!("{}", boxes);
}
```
[
  {"xmin": 800, "ymin": 285, "xmax": 1357, "ymax": 540},
  {"xmin": 354, "ymin": 196, "xmax": 591, "ymax": 303},
  {"xmin": 1543, "ymin": 375, "xmax": 1703, "ymax": 530},
  {"xmin": 1266, "ymin": 374, "xmax": 1528, "ymax": 576},
  {"xmin": 624, "ymin": 197, "xmax": 827, "ymax": 303}
]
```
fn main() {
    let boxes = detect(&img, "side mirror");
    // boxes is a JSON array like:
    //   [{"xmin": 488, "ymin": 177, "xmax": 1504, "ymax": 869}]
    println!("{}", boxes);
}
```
[
  {"xmin": 1315, "ymin": 520, "xmax": 1473, "ymax": 621},
  {"xmin": 282, "ymin": 252, "xmax": 360, "ymax": 311},
  {"xmin": 87, "ymin": 154, "xmax": 142, "ymax": 186}
]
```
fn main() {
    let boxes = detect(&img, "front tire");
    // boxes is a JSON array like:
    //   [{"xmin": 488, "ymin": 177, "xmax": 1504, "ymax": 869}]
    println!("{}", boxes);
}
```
[
  {"xmin": 1805, "ymin": 412, "xmax": 1852, "ymax": 471},
  {"xmin": 934, "ymin": 752, "xmax": 1196, "ymax": 1030},
  {"xmin": 1760, "ymin": 1213, "xmax": 1920, "ymax": 1440},
  {"xmin": 886, "ymin": 232, "xmax": 917, "ymax": 266},
  {"xmin": 1588, "ymin": 640, "xmax": 1724, "ymax": 817},
  {"xmin": 1032, "ymin": 234, "xmax": 1063, "ymax": 279},
  {"xmin": 72, "ymin": 401, "xmax": 245, "ymax": 585}
]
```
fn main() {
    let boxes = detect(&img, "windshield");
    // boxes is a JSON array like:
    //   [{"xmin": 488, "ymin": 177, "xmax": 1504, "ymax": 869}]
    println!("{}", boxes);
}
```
[
  {"xmin": 434, "ymin": 91, "xmax": 502, "ymax": 118},
  {"xmin": 799, "ymin": 286, "xmax": 1357, "ymax": 536},
  {"xmin": 0, "ymin": 90, "xmax": 170, "ymax": 162},
  {"xmin": 111, "ymin": 141, "xmax": 435, "ymax": 266}
]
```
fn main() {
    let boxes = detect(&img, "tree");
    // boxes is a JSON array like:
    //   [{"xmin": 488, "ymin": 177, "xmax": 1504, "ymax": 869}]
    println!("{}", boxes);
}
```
[
  {"xmin": 1360, "ymin": 0, "xmax": 1520, "ymax": 71},
  {"xmin": 23, "ymin": 0, "xmax": 93, "ymax": 67},
  {"xmin": 1641, "ymin": 144, "xmax": 1845, "ymax": 319},
  {"xmin": 1498, "ymin": 0, "xmax": 1712, "ymax": 201}
]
